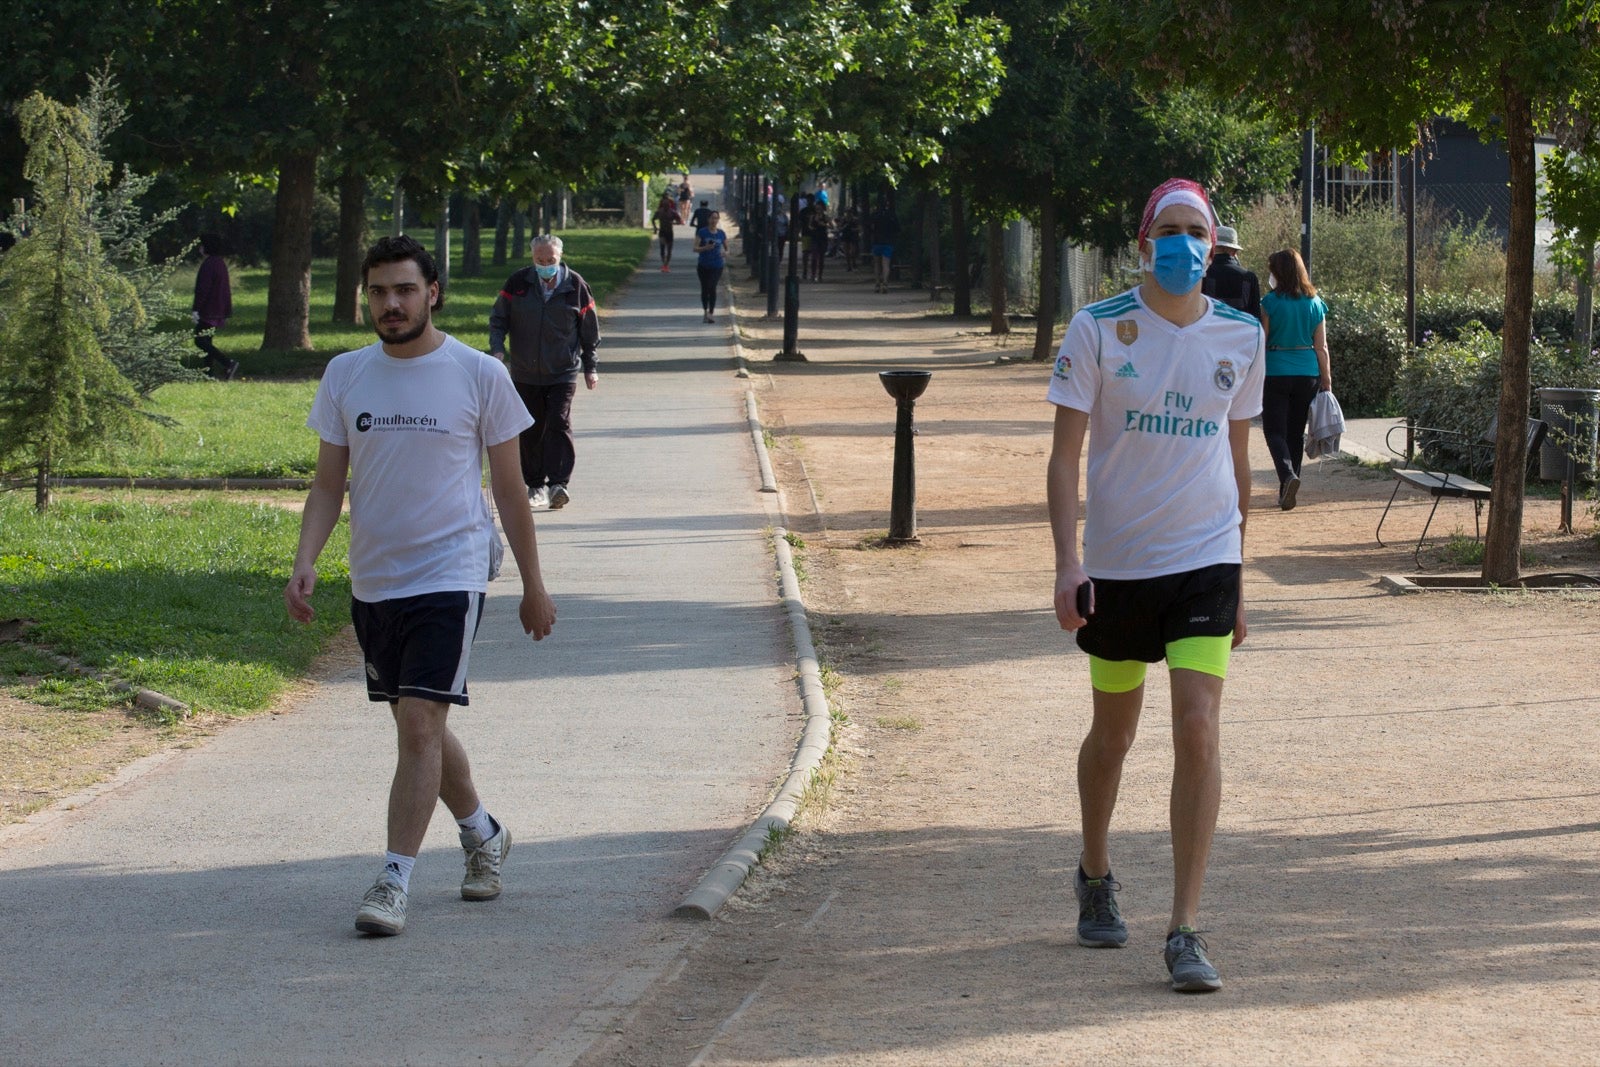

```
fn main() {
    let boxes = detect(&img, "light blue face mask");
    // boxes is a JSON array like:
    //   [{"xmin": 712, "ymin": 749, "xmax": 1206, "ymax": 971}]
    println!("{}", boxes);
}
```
[
  {"xmin": 534, "ymin": 263, "xmax": 559, "ymax": 280},
  {"xmin": 1146, "ymin": 234, "xmax": 1209, "ymax": 296}
]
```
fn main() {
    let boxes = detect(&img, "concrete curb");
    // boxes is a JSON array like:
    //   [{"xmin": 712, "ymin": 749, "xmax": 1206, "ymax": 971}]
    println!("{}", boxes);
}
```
[
  {"xmin": 674, "ymin": 292, "xmax": 830, "ymax": 918},
  {"xmin": 674, "ymin": 525, "xmax": 832, "ymax": 920},
  {"xmin": 745, "ymin": 393, "xmax": 779, "ymax": 494}
]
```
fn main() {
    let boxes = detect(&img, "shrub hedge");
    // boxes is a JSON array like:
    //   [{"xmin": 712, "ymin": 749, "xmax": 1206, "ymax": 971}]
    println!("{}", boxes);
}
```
[{"xmin": 1392, "ymin": 322, "xmax": 1600, "ymax": 470}]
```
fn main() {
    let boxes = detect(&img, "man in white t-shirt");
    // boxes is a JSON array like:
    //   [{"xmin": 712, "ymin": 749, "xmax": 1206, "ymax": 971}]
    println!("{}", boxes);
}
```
[
  {"xmin": 284, "ymin": 235, "xmax": 557, "ymax": 937},
  {"xmin": 1046, "ymin": 178, "xmax": 1264, "ymax": 993}
]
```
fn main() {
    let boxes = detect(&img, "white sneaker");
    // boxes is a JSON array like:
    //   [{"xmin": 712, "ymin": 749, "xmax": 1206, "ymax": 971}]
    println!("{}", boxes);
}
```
[
  {"xmin": 529, "ymin": 486, "xmax": 549, "ymax": 509},
  {"xmin": 355, "ymin": 876, "xmax": 407, "ymax": 936},
  {"xmin": 460, "ymin": 823, "xmax": 512, "ymax": 901},
  {"xmin": 548, "ymin": 484, "xmax": 570, "ymax": 510}
]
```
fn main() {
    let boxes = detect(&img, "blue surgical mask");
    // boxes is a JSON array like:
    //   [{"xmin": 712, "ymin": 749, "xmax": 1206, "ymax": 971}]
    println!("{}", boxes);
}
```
[
  {"xmin": 1145, "ymin": 234, "xmax": 1209, "ymax": 296},
  {"xmin": 534, "ymin": 263, "xmax": 559, "ymax": 280}
]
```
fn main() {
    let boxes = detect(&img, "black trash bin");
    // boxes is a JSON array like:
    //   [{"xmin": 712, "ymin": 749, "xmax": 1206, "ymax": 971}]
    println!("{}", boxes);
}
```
[{"xmin": 1537, "ymin": 387, "xmax": 1600, "ymax": 481}]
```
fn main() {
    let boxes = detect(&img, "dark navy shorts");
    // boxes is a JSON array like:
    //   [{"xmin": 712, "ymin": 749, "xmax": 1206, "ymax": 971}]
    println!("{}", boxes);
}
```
[
  {"xmin": 351, "ymin": 591, "xmax": 484, "ymax": 706},
  {"xmin": 1075, "ymin": 563, "xmax": 1241, "ymax": 664}
]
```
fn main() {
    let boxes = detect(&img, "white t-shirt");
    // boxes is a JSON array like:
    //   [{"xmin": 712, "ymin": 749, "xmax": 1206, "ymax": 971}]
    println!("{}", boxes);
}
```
[
  {"xmin": 307, "ymin": 334, "xmax": 534, "ymax": 602},
  {"xmin": 1047, "ymin": 287, "xmax": 1265, "ymax": 580}
]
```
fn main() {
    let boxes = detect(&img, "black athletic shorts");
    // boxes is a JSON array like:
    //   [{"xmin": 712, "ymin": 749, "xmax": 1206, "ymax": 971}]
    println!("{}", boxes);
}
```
[
  {"xmin": 351, "ymin": 591, "xmax": 485, "ymax": 706},
  {"xmin": 1074, "ymin": 563, "xmax": 1241, "ymax": 664}
]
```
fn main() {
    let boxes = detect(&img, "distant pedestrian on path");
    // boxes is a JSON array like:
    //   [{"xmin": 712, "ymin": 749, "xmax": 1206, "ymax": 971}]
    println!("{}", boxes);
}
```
[
  {"xmin": 1200, "ymin": 225, "xmax": 1261, "ymax": 320},
  {"xmin": 804, "ymin": 190, "xmax": 831, "ymax": 282},
  {"xmin": 695, "ymin": 209, "xmax": 728, "ymax": 323},
  {"xmin": 489, "ymin": 234, "xmax": 601, "ymax": 511},
  {"xmin": 677, "ymin": 177, "xmax": 694, "ymax": 227},
  {"xmin": 191, "ymin": 232, "xmax": 238, "ymax": 380},
  {"xmin": 1259, "ymin": 247, "xmax": 1331, "ymax": 511},
  {"xmin": 652, "ymin": 193, "xmax": 680, "ymax": 272},
  {"xmin": 284, "ymin": 234, "xmax": 556, "ymax": 938},
  {"xmin": 1046, "ymin": 178, "xmax": 1264, "ymax": 994},
  {"xmin": 689, "ymin": 199, "xmax": 714, "ymax": 231},
  {"xmin": 869, "ymin": 199, "xmax": 898, "ymax": 293}
]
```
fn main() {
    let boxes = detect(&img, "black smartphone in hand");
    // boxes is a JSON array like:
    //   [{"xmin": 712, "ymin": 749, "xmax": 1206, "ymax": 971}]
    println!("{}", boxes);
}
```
[{"xmin": 1076, "ymin": 580, "xmax": 1092, "ymax": 619}]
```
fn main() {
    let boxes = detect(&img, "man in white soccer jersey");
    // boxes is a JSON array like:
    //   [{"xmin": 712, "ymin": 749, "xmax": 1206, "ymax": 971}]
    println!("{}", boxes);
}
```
[
  {"xmin": 284, "ymin": 235, "xmax": 557, "ymax": 937},
  {"xmin": 1046, "ymin": 178, "xmax": 1264, "ymax": 992}
]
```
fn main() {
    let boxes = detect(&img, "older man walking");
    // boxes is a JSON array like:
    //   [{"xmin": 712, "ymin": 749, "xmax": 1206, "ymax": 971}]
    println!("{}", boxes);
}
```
[{"xmin": 489, "ymin": 235, "xmax": 601, "ymax": 510}]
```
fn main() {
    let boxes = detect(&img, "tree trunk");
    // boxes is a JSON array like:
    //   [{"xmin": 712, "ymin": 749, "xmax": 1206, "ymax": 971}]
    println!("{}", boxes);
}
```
[
  {"xmin": 1576, "ymin": 236, "xmax": 1595, "ymax": 353},
  {"xmin": 1482, "ymin": 78, "xmax": 1535, "ymax": 585},
  {"xmin": 951, "ymin": 188, "xmax": 971, "ymax": 317},
  {"xmin": 987, "ymin": 219, "xmax": 1009, "ymax": 335},
  {"xmin": 434, "ymin": 194, "xmax": 450, "ymax": 288},
  {"xmin": 333, "ymin": 167, "xmax": 367, "ymax": 325},
  {"xmin": 1032, "ymin": 196, "xmax": 1059, "ymax": 362},
  {"xmin": 493, "ymin": 197, "xmax": 511, "ymax": 266},
  {"xmin": 512, "ymin": 211, "xmax": 526, "ymax": 260},
  {"xmin": 461, "ymin": 198, "xmax": 482, "ymax": 278},
  {"xmin": 262, "ymin": 148, "xmax": 317, "ymax": 350},
  {"xmin": 391, "ymin": 182, "xmax": 405, "ymax": 237},
  {"xmin": 924, "ymin": 191, "xmax": 941, "ymax": 292},
  {"xmin": 910, "ymin": 189, "xmax": 929, "ymax": 288},
  {"xmin": 34, "ymin": 455, "xmax": 50, "ymax": 513}
]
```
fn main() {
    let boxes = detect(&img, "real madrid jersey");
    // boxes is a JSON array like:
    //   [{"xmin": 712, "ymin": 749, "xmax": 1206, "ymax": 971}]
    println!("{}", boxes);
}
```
[
  {"xmin": 1047, "ymin": 286, "xmax": 1265, "ymax": 580},
  {"xmin": 307, "ymin": 335, "xmax": 534, "ymax": 602}
]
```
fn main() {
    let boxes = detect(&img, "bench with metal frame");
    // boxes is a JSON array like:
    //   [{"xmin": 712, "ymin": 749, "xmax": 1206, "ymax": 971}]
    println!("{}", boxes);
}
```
[{"xmin": 1376, "ymin": 416, "xmax": 1547, "ymax": 566}]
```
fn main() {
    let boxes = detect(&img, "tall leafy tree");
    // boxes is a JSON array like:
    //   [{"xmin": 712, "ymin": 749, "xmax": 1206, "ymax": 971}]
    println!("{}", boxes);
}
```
[
  {"xmin": 700, "ymin": 0, "xmax": 1007, "ymax": 356},
  {"xmin": 949, "ymin": 0, "xmax": 1294, "ymax": 360},
  {"xmin": 1087, "ymin": 0, "xmax": 1600, "ymax": 584},
  {"xmin": 0, "ymin": 86, "xmax": 156, "ymax": 510}
]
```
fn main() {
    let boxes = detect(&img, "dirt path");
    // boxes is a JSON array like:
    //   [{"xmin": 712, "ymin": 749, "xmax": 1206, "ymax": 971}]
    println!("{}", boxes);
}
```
[{"xmin": 583, "ymin": 267, "xmax": 1600, "ymax": 1064}]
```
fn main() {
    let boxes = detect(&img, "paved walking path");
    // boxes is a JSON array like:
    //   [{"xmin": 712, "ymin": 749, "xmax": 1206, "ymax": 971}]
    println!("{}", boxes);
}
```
[{"xmin": 0, "ymin": 232, "xmax": 793, "ymax": 1064}]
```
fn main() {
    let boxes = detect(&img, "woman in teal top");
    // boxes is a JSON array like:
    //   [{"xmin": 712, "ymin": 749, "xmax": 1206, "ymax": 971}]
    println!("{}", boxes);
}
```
[{"xmin": 1259, "ymin": 248, "xmax": 1331, "ymax": 511}]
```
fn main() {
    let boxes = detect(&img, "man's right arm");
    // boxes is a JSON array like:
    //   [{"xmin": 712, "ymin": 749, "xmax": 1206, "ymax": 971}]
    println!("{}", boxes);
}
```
[
  {"xmin": 284, "ymin": 440, "xmax": 349, "ymax": 624},
  {"xmin": 488, "ymin": 288, "xmax": 511, "ymax": 359},
  {"xmin": 1047, "ymin": 405, "xmax": 1091, "ymax": 630}
]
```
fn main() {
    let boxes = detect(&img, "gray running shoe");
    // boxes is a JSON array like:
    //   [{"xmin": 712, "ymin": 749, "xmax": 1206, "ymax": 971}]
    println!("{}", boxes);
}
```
[
  {"xmin": 548, "ymin": 484, "xmax": 570, "ymax": 510},
  {"xmin": 1164, "ymin": 926, "xmax": 1222, "ymax": 992},
  {"xmin": 1074, "ymin": 867, "xmax": 1128, "ymax": 948},
  {"xmin": 529, "ymin": 486, "xmax": 549, "ymax": 509},
  {"xmin": 460, "ymin": 823, "xmax": 511, "ymax": 901},
  {"xmin": 355, "ymin": 876, "xmax": 407, "ymax": 936},
  {"xmin": 1280, "ymin": 473, "xmax": 1300, "ymax": 511}
]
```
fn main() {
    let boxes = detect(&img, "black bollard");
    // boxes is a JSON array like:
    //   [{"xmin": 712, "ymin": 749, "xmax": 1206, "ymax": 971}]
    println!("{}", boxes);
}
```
[{"xmin": 879, "ymin": 370, "xmax": 932, "ymax": 543}]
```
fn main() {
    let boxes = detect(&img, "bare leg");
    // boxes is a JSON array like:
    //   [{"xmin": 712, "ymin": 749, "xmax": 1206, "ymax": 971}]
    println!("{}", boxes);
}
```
[
  {"xmin": 387, "ymin": 697, "xmax": 481, "ymax": 855},
  {"xmin": 1077, "ymin": 685, "xmax": 1143, "ymax": 878},
  {"xmin": 1168, "ymin": 669, "xmax": 1224, "ymax": 931}
]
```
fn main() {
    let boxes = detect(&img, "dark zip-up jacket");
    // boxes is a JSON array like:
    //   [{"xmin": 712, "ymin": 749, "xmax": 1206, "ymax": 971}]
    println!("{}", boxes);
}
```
[
  {"xmin": 488, "ymin": 265, "xmax": 601, "ymax": 385},
  {"xmin": 1201, "ymin": 254, "xmax": 1263, "ymax": 321}
]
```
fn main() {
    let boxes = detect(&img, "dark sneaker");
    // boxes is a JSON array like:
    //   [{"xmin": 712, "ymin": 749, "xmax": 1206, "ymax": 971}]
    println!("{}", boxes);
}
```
[
  {"xmin": 1279, "ymin": 473, "xmax": 1300, "ymax": 511},
  {"xmin": 1164, "ymin": 926, "xmax": 1222, "ymax": 992},
  {"xmin": 1074, "ymin": 867, "xmax": 1128, "ymax": 948}
]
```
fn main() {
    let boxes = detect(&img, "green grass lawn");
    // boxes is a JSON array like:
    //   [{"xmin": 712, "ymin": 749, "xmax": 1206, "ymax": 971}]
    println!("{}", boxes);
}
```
[{"xmin": 0, "ymin": 492, "xmax": 351, "ymax": 717}]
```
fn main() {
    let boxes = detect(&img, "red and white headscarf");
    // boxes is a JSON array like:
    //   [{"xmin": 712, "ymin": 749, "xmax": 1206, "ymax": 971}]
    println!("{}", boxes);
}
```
[{"xmin": 1137, "ymin": 178, "xmax": 1218, "ymax": 248}]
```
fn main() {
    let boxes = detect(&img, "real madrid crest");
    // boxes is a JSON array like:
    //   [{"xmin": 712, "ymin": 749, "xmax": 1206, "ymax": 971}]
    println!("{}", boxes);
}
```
[
  {"xmin": 1214, "ymin": 359, "xmax": 1236, "ymax": 392},
  {"xmin": 1116, "ymin": 320, "xmax": 1138, "ymax": 346}
]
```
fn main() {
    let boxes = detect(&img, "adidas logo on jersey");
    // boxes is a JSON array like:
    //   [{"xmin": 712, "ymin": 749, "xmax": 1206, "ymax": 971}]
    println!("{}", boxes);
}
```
[{"xmin": 1114, "ymin": 362, "xmax": 1140, "ymax": 379}]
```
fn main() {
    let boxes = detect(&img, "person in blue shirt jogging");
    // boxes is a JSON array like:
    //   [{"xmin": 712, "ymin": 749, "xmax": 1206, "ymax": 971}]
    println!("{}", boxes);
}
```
[{"xmin": 694, "ymin": 210, "xmax": 728, "ymax": 323}]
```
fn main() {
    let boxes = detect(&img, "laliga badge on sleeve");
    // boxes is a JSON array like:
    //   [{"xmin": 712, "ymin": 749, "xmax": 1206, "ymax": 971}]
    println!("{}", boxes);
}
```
[
  {"xmin": 1213, "ymin": 359, "xmax": 1236, "ymax": 392},
  {"xmin": 1116, "ymin": 320, "xmax": 1138, "ymax": 346}
]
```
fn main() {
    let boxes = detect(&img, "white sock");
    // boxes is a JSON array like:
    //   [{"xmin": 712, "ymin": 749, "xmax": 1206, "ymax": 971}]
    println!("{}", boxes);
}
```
[
  {"xmin": 456, "ymin": 803, "xmax": 497, "ymax": 842},
  {"xmin": 382, "ymin": 851, "xmax": 415, "ymax": 891}
]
